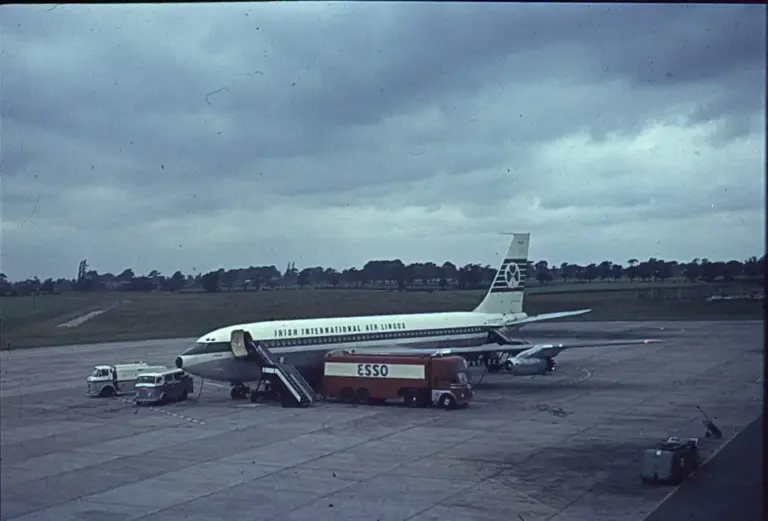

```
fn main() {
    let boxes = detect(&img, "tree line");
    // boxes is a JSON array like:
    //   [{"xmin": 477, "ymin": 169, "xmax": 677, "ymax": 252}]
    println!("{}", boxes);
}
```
[{"xmin": 1, "ymin": 255, "xmax": 764, "ymax": 297}]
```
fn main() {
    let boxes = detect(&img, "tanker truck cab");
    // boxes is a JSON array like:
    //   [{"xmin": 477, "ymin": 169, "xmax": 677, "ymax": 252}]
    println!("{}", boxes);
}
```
[
  {"xmin": 431, "ymin": 355, "xmax": 473, "ymax": 408},
  {"xmin": 87, "ymin": 362, "xmax": 167, "ymax": 397},
  {"xmin": 322, "ymin": 350, "xmax": 473, "ymax": 409},
  {"xmin": 134, "ymin": 368, "xmax": 194, "ymax": 405}
]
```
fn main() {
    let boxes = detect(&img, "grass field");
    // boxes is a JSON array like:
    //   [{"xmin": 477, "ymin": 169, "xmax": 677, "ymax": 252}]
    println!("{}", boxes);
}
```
[{"xmin": 1, "ymin": 281, "xmax": 763, "ymax": 349}]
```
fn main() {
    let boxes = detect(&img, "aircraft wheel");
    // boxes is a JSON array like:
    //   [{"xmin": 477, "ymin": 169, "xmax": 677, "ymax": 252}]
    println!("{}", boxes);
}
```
[
  {"xmin": 230, "ymin": 385, "xmax": 248, "ymax": 400},
  {"xmin": 486, "ymin": 360, "xmax": 501, "ymax": 373}
]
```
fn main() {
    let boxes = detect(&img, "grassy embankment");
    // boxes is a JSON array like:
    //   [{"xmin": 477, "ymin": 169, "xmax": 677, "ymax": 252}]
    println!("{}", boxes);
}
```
[{"xmin": 0, "ymin": 279, "xmax": 762, "ymax": 349}]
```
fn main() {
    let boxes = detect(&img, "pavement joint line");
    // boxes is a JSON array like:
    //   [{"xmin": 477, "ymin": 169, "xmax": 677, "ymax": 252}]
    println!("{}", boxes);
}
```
[{"xmin": 116, "ymin": 397, "xmax": 207, "ymax": 425}]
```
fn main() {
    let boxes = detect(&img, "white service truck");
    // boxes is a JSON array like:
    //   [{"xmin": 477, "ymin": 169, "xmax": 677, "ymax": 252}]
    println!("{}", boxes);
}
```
[{"xmin": 87, "ymin": 362, "xmax": 167, "ymax": 397}]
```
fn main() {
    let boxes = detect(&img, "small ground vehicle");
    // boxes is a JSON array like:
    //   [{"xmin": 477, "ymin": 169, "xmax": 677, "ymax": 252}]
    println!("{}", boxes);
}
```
[
  {"xmin": 640, "ymin": 436, "xmax": 701, "ymax": 485},
  {"xmin": 322, "ymin": 350, "xmax": 473, "ymax": 409},
  {"xmin": 134, "ymin": 368, "xmax": 194, "ymax": 405},
  {"xmin": 87, "ymin": 362, "xmax": 167, "ymax": 397}
]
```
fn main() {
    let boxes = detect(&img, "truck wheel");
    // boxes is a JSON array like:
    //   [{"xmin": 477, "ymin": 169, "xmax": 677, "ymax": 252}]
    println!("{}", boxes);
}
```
[
  {"xmin": 403, "ymin": 390, "xmax": 420, "ymax": 408},
  {"xmin": 340, "ymin": 387, "xmax": 356, "ymax": 404},
  {"xmin": 439, "ymin": 394, "xmax": 456, "ymax": 410},
  {"xmin": 355, "ymin": 388, "xmax": 371, "ymax": 405},
  {"xmin": 100, "ymin": 386, "xmax": 115, "ymax": 398}
]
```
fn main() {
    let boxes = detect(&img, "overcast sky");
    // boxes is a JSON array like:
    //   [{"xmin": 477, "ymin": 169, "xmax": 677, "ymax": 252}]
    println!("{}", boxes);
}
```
[{"xmin": 2, "ymin": 3, "xmax": 765, "ymax": 280}]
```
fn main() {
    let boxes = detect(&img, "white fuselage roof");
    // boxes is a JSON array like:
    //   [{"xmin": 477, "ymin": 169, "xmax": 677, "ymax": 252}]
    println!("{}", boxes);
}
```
[{"xmin": 196, "ymin": 311, "xmax": 515, "ymax": 344}]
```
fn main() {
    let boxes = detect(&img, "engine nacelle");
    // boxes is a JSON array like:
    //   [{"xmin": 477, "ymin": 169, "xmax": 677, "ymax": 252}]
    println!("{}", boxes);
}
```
[{"xmin": 503, "ymin": 357, "xmax": 552, "ymax": 376}]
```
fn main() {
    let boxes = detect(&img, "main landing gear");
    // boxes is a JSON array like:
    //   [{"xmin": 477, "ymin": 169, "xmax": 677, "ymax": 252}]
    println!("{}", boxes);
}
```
[
  {"xmin": 230, "ymin": 383, "xmax": 250, "ymax": 400},
  {"xmin": 230, "ymin": 381, "xmax": 281, "ymax": 403}
]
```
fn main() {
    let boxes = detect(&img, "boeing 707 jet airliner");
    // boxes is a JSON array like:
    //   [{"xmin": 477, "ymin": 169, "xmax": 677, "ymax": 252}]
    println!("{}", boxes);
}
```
[{"xmin": 175, "ymin": 233, "xmax": 657, "ymax": 400}]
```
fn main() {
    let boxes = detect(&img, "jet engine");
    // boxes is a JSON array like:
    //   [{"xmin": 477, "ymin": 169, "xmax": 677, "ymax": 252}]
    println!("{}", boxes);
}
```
[{"xmin": 502, "ymin": 357, "xmax": 555, "ymax": 375}]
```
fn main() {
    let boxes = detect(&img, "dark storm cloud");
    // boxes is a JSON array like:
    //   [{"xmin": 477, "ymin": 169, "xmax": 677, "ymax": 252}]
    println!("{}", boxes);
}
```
[{"xmin": 1, "ymin": 3, "xmax": 764, "ymax": 279}]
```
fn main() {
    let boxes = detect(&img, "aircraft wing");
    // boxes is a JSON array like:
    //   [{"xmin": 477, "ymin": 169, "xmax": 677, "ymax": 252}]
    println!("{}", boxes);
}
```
[
  {"xmin": 346, "ymin": 338, "xmax": 660, "ymax": 359},
  {"xmin": 509, "ymin": 338, "xmax": 660, "ymax": 359},
  {"xmin": 501, "ymin": 309, "xmax": 592, "ymax": 331}
]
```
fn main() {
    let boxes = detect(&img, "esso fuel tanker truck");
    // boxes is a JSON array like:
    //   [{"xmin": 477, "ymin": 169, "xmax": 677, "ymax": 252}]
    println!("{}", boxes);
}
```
[{"xmin": 321, "ymin": 349, "xmax": 473, "ymax": 409}]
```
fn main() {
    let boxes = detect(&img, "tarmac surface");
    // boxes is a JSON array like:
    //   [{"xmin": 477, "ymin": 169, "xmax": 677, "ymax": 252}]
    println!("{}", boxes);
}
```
[{"xmin": 1, "ymin": 320, "xmax": 763, "ymax": 521}]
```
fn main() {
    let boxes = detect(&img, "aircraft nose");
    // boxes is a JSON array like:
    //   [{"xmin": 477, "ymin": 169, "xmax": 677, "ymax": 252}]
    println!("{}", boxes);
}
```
[{"xmin": 175, "ymin": 356, "xmax": 183, "ymax": 369}]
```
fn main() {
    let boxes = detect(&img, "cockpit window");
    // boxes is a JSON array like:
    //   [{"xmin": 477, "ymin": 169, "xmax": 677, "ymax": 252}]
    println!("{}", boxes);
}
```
[{"xmin": 181, "ymin": 342, "xmax": 232, "ymax": 355}]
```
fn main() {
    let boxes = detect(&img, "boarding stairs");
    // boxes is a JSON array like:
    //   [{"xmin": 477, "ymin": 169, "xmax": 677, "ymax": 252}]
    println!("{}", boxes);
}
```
[{"xmin": 230, "ymin": 330, "xmax": 314, "ymax": 407}]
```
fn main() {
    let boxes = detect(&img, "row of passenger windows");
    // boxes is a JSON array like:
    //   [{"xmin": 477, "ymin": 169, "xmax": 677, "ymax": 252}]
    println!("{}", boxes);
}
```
[
  {"xmin": 265, "ymin": 327, "xmax": 487, "ymax": 348},
  {"xmin": 186, "ymin": 327, "xmax": 488, "ymax": 354}
]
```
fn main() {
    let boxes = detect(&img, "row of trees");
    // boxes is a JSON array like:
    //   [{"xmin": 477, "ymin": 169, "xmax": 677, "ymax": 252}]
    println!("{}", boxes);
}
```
[{"xmin": 1, "ymin": 255, "xmax": 764, "ymax": 297}]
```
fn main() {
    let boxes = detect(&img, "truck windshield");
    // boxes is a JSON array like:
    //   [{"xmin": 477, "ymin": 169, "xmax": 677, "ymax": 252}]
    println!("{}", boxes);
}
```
[
  {"xmin": 91, "ymin": 368, "xmax": 109, "ymax": 377},
  {"xmin": 136, "ymin": 375, "xmax": 156, "ymax": 385},
  {"xmin": 455, "ymin": 371, "xmax": 470, "ymax": 385}
]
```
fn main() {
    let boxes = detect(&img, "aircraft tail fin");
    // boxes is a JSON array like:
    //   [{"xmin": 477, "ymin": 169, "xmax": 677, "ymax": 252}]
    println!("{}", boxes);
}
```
[{"xmin": 473, "ymin": 233, "xmax": 530, "ymax": 315}]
